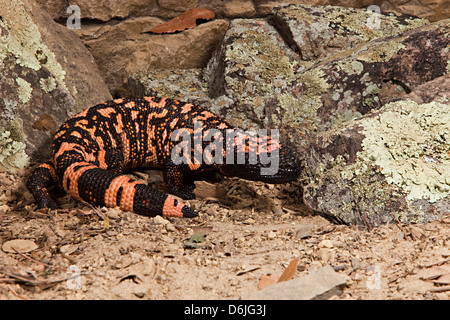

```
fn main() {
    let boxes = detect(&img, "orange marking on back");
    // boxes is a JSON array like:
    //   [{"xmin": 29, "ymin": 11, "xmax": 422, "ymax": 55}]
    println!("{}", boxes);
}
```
[
  {"xmin": 217, "ymin": 122, "xmax": 228, "ymax": 129},
  {"xmin": 97, "ymin": 107, "xmax": 115, "ymax": 118},
  {"xmin": 144, "ymin": 96, "xmax": 167, "ymax": 108},
  {"xmin": 124, "ymin": 101, "xmax": 136, "ymax": 108},
  {"xmin": 153, "ymin": 109, "xmax": 168, "ymax": 118},
  {"xmin": 94, "ymin": 135, "xmax": 105, "ymax": 150},
  {"xmin": 181, "ymin": 104, "xmax": 193, "ymax": 114},
  {"xmin": 54, "ymin": 142, "xmax": 81, "ymax": 159},
  {"xmin": 114, "ymin": 113, "xmax": 124, "ymax": 134},
  {"xmin": 54, "ymin": 130, "xmax": 66, "ymax": 140},
  {"xmin": 70, "ymin": 131, "xmax": 82, "ymax": 139},
  {"xmin": 113, "ymin": 98, "xmax": 124, "ymax": 104},
  {"xmin": 169, "ymin": 118, "xmax": 179, "ymax": 129},
  {"xmin": 107, "ymin": 130, "xmax": 117, "ymax": 148},
  {"xmin": 75, "ymin": 119, "xmax": 89, "ymax": 127},
  {"xmin": 97, "ymin": 150, "xmax": 108, "ymax": 169}
]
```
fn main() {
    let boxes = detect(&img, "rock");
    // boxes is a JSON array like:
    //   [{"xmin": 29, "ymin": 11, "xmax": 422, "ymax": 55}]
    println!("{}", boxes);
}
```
[
  {"xmin": 223, "ymin": 0, "xmax": 256, "ymax": 18},
  {"xmin": 402, "ymin": 73, "xmax": 450, "ymax": 104},
  {"xmin": 62, "ymin": 0, "xmax": 156, "ymax": 22},
  {"xmin": 205, "ymin": 5, "xmax": 431, "ymax": 134},
  {"xmin": 303, "ymin": 100, "xmax": 450, "ymax": 227},
  {"xmin": 205, "ymin": 18, "xmax": 303, "ymax": 129},
  {"xmin": 244, "ymin": 265, "xmax": 346, "ymax": 300},
  {"xmin": 0, "ymin": 0, "xmax": 112, "ymax": 167},
  {"xmin": 268, "ymin": 13, "xmax": 448, "ymax": 151},
  {"xmin": 35, "ymin": 0, "xmax": 450, "ymax": 22},
  {"xmin": 81, "ymin": 17, "xmax": 229, "ymax": 96},
  {"xmin": 380, "ymin": 0, "xmax": 450, "ymax": 22},
  {"xmin": 128, "ymin": 68, "xmax": 210, "ymax": 104},
  {"xmin": 272, "ymin": 4, "xmax": 428, "ymax": 61},
  {"xmin": 2, "ymin": 239, "xmax": 38, "ymax": 253}
]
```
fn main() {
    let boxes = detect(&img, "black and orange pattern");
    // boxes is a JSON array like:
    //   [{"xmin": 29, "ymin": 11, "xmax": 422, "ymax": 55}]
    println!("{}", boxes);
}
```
[{"xmin": 27, "ymin": 97, "xmax": 300, "ymax": 218}]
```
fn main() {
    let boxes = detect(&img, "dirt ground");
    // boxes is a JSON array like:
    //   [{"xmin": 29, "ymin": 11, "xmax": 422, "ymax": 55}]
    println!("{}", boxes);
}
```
[{"xmin": 0, "ymin": 168, "xmax": 449, "ymax": 300}]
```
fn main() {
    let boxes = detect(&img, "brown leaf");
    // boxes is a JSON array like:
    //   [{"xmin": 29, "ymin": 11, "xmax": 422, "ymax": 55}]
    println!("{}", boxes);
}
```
[
  {"xmin": 277, "ymin": 257, "xmax": 299, "ymax": 283},
  {"xmin": 143, "ymin": 8, "xmax": 215, "ymax": 34},
  {"xmin": 258, "ymin": 273, "xmax": 280, "ymax": 290}
]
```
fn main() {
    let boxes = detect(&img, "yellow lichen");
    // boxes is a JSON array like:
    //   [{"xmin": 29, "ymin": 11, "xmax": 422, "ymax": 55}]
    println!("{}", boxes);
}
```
[
  {"xmin": 0, "ymin": 0, "xmax": 67, "ymax": 91},
  {"xmin": 358, "ymin": 100, "xmax": 450, "ymax": 202}
]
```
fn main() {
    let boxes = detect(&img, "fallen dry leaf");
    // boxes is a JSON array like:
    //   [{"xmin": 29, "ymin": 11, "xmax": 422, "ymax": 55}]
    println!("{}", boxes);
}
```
[
  {"xmin": 258, "ymin": 273, "xmax": 281, "ymax": 290},
  {"xmin": 277, "ymin": 257, "xmax": 299, "ymax": 283},
  {"xmin": 257, "ymin": 258, "xmax": 299, "ymax": 290},
  {"xmin": 143, "ymin": 8, "xmax": 215, "ymax": 34}
]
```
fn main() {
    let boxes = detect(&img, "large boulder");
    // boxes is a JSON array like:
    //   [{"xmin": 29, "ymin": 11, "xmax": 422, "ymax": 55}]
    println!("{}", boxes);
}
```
[
  {"xmin": 79, "ymin": 17, "xmax": 229, "ymax": 96},
  {"xmin": 205, "ymin": 18, "xmax": 303, "ymax": 129},
  {"xmin": 270, "ymin": 17, "xmax": 450, "ymax": 150},
  {"xmin": 302, "ymin": 99, "xmax": 450, "ymax": 227},
  {"xmin": 205, "ymin": 5, "xmax": 432, "ymax": 134},
  {"xmin": 0, "ymin": 0, "xmax": 111, "ymax": 169}
]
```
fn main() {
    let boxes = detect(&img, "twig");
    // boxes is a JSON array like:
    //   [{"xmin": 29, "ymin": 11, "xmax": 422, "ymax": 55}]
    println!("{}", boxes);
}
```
[{"xmin": 392, "ymin": 213, "xmax": 407, "ymax": 235}]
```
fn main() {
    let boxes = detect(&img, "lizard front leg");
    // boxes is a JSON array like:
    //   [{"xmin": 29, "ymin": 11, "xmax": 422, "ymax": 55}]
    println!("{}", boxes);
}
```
[{"xmin": 163, "ymin": 158, "xmax": 199, "ymax": 200}]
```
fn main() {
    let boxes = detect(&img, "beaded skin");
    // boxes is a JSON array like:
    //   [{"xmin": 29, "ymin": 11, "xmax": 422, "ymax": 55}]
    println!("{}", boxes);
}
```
[{"xmin": 27, "ymin": 97, "xmax": 300, "ymax": 218}]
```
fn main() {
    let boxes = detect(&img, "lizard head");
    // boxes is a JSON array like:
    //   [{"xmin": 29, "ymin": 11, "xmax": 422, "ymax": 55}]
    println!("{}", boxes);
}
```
[{"xmin": 218, "ymin": 129, "xmax": 301, "ymax": 184}]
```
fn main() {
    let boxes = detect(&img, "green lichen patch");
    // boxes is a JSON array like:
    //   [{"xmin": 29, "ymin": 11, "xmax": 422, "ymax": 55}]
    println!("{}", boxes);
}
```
[
  {"xmin": 130, "ymin": 69, "xmax": 209, "ymax": 103},
  {"xmin": 0, "ymin": 0, "xmax": 67, "ymax": 91},
  {"xmin": 358, "ymin": 100, "xmax": 450, "ymax": 202},
  {"xmin": 223, "ymin": 19, "xmax": 303, "ymax": 101},
  {"xmin": 0, "ymin": 121, "xmax": 29, "ymax": 171},
  {"xmin": 275, "ymin": 67, "xmax": 330, "ymax": 131},
  {"xmin": 15, "ymin": 77, "xmax": 32, "ymax": 103}
]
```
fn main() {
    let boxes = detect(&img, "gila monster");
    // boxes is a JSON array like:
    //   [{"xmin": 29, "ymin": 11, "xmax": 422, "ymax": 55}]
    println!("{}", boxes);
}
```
[{"xmin": 27, "ymin": 96, "xmax": 300, "ymax": 218}]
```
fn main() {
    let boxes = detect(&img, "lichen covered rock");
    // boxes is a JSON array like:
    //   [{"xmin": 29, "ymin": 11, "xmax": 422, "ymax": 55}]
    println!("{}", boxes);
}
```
[
  {"xmin": 271, "ymin": 17, "xmax": 450, "ymax": 149},
  {"xmin": 205, "ymin": 18, "xmax": 305, "ymax": 129},
  {"xmin": 0, "ymin": 0, "xmax": 111, "ymax": 168},
  {"xmin": 272, "ymin": 4, "xmax": 428, "ymax": 61},
  {"xmin": 303, "ymin": 100, "xmax": 450, "ymax": 227}
]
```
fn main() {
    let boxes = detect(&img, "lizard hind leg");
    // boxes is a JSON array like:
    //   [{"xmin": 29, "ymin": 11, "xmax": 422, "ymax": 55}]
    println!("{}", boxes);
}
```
[{"xmin": 26, "ymin": 161, "xmax": 59, "ymax": 209}]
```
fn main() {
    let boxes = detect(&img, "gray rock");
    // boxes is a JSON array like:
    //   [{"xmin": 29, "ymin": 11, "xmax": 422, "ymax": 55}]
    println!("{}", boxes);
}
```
[
  {"xmin": 205, "ymin": 18, "xmax": 305, "ymax": 129},
  {"xmin": 0, "ymin": 0, "xmax": 111, "ymax": 168},
  {"xmin": 272, "ymin": 4, "xmax": 428, "ymax": 61},
  {"xmin": 269, "ymin": 18, "xmax": 450, "ymax": 151},
  {"xmin": 303, "ymin": 99, "xmax": 450, "ymax": 227},
  {"xmin": 243, "ymin": 265, "xmax": 346, "ymax": 300}
]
